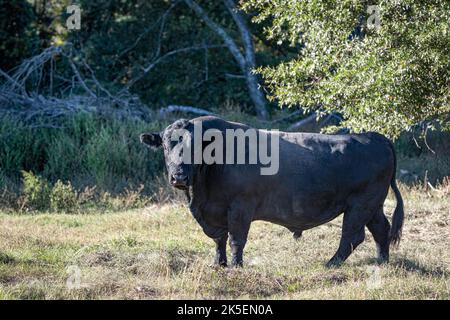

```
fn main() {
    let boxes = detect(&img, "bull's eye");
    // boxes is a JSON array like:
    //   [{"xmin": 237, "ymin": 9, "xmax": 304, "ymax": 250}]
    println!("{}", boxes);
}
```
[{"xmin": 178, "ymin": 136, "xmax": 183, "ymax": 143}]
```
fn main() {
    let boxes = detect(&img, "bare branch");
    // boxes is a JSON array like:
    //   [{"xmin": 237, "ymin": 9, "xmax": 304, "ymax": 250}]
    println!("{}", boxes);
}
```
[
  {"xmin": 225, "ymin": 73, "xmax": 246, "ymax": 79},
  {"xmin": 126, "ymin": 44, "xmax": 226, "ymax": 89},
  {"xmin": 287, "ymin": 113, "xmax": 318, "ymax": 131},
  {"xmin": 0, "ymin": 68, "xmax": 26, "ymax": 95},
  {"xmin": 183, "ymin": 0, "xmax": 246, "ymax": 68},
  {"xmin": 153, "ymin": 1, "xmax": 180, "ymax": 60},
  {"xmin": 183, "ymin": 0, "xmax": 268, "ymax": 119},
  {"xmin": 423, "ymin": 125, "xmax": 436, "ymax": 154},
  {"xmin": 68, "ymin": 59, "xmax": 97, "ymax": 98},
  {"xmin": 0, "ymin": 43, "xmax": 153, "ymax": 125},
  {"xmin": 223, "ymin": 0, "xmax": 255, "ymax": 66},
  {"xmin": 81, "ymin": 59, "xmax": 119, "ymax": 102},
  {"xmin": 159, "ymin": 105, "xmax": 216, "ymax": 117},
  {"xmin": 287, "ymin": 111, "xmax": 343, "ymax": 131}
]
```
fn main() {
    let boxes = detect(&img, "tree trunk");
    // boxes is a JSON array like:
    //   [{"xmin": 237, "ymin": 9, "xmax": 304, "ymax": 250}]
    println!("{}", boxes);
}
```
[
  {"xmin": 183, "ymin": 0, "xmax": 269, "ymax": 120},
  {"xmin": 223, "ymin": 0, "xmax": 268, "ymax": 120}
]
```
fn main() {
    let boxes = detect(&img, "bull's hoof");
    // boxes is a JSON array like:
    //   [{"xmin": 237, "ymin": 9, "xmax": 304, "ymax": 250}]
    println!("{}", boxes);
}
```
[
  {"xmin": 325, "ymin": 258, "xmax": 343, "ymax": 268},
  {"xmin": 231, "ymin": 261, "xmax": 243, "ymax": 268},
  {"xmin": 376, "ymin": 256, "xmax": 389, "ymax": 265},
  {"xmin": 212, "ymin": 260, "xmax": 228, "ymax": 268}
]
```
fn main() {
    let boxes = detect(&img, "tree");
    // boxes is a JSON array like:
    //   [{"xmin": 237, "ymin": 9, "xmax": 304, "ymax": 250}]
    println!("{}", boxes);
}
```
[
  {"xmin": 244, "ymin": 0, "xmax": 449, "ymax": 138},
  {"xmin": 61, "ymin": 0, "xmax": 272, "ymax": 117},
  {"xmin": 183, "ymin": 0, "xmax": 269, "ymax": 119},
  {"xmin": 0, "ymin": 0, "xmax": 38, "ymax": 71}
]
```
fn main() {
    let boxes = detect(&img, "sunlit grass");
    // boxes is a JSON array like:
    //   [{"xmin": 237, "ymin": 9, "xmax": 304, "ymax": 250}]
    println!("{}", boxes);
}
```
[{"xmin": 0, "ymin": 185, "xmax": 449, "ymax": 299}]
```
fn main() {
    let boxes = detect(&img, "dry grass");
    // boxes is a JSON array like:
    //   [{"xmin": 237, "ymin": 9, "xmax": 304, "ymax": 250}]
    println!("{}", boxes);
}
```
[{"xmin": 0, "ymin": 184, "xmax": 449, "ymax": 300}]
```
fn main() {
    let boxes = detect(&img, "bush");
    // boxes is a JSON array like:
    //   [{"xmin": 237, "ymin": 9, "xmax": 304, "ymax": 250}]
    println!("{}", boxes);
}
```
[
  {"xmin": 21, "ymin": 171, "xmax": 50, "ymax": 211},
  {"xmin": 50, "ymin": 180, "xmax": 78, "ymax": 212}
]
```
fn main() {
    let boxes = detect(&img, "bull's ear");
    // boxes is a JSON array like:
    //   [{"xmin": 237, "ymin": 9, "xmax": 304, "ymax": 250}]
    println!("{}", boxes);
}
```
[{"xmin": 140, "ymin": 132, "xmax": 162, "ymax": 149}]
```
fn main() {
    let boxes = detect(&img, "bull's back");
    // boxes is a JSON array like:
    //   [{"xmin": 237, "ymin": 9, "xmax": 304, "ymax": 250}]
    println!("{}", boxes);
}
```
[{"xmin": 252, "ymin": 131, "xmax": 394, "ymax": 226}]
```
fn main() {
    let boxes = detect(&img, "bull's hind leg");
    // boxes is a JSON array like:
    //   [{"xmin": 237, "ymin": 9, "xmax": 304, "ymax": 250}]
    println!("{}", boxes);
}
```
[
  {"xmin": 366, "ymin": 208, "xmax": 390, "ymax": 264},
  {"xmin": 326, "ymin": 206, "xmax": 369, "ymax": 267}
]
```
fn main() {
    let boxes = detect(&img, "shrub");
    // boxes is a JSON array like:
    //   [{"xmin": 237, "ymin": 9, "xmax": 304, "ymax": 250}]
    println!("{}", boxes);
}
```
[
  {"xmin": 50, "ymin": 180, "xmax": 78, "ymax": 212},
  {"xmin": 21, "ymin": 171, "xmax": 50, "ymax": 211}
]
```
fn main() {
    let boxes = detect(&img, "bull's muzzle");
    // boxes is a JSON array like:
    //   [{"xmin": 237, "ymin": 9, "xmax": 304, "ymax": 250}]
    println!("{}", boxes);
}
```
[{"xmin": 170, "ymin": 173, "xmax": 189, "ymax": 189}]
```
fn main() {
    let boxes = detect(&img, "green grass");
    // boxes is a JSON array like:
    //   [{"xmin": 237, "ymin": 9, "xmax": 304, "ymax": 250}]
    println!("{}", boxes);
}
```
[{"xmin": 0, "ymin": 184, "xmax": 449, "ymax": 300}]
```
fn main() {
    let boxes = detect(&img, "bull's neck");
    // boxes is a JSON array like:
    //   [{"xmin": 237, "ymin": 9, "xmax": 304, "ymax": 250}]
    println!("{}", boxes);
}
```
[
  {"xmin": 186, "ymin": 164, "xmax": 216, "ymax": 211},
  {"xmin": 184, "ymin": 164, "xmax": 227, "ymax": 240}
]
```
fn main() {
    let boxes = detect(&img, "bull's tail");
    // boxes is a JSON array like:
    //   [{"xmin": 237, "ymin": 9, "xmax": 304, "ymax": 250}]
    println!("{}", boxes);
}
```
[{"xmin": 388, "ymin": 141, "xmax": 404, "ymax": 247}]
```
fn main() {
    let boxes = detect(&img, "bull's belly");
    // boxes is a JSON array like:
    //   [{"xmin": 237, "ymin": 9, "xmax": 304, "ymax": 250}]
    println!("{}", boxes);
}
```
[
  {"xmin": 257, "ymin": 209, "xmax": 344, "ymax": 232},
  {"xmin": 254, "ymin": 197, "xmax": 346, "ymax": 231},
  {"xmin": 193, "ymin": 189, "xmax": 347, "ymax": 233}
]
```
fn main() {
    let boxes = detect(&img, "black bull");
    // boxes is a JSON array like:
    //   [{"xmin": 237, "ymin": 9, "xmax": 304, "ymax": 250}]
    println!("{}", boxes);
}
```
[{"xmin": 140, "ymin": 116, "xmax": 404, "ymax": 267}]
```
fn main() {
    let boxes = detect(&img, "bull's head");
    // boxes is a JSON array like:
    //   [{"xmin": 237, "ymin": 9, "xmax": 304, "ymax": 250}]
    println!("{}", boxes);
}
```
[{"xmin": 140, "ymin": 119, "xmax": 194, "ymax": 190}]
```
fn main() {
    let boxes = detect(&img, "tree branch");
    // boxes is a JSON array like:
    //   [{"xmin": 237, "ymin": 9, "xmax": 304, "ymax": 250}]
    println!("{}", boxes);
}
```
[
  {"xmin": 287, "ymin": 113, "xmax": 318, "ymax": 131},
  {"xmin": 126, "ymin": 44, "xmax": 226, "ymax": 89},
  {"xmin": 159, "ymin": 105, "xmax": 216, "ymax": 117},
  {"xmin": 223, "ymin": 0, "xmax": 255, "ymax": 66},
  {"xmin": 183, "ymin": 0, "xmax": 246, "ymax": 68},
  {"xmin": 68, "ymin": 59, "xmax": 96, "ymax": 98},
  {"xmin": 118, "ymin": 2, "xmax": 179, "ymax": 60},
  {"xmin": 183, "ymin": 0, "xmax": 268, "ymax": 119}
]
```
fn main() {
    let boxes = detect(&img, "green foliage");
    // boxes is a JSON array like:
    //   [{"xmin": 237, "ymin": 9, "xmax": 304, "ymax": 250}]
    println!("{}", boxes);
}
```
[
  {"xmin": 50, "ymin": 180, "xmax": 77, "ymax": 212},
  {"xmin": 2, "ymin": 0, "xmax": 276, "ymax": 110},
  {"xmin": 244, "ymin": 0, "xmax": 450, "ymax": 138},
  {"xmin": 78, "ymin": 116, "xmax": 164, "ymax": 191},
  {"xmin": 22, "ymin": 171, "xmax": 50, "ymax": 211},
  {"xmin": 0, "ymin": 0, "xmax": 38, "ymax": 70},
  {"xmin": 65, "ymin": 0, "xmax": 273, "ymax": 109},
  {"xmin": 0, "ymin": 118, "xmax": 38, "ymax": 178},
  {"xmin": 1, "ymin": 115, "xmax": 164, "ymax": 194}
]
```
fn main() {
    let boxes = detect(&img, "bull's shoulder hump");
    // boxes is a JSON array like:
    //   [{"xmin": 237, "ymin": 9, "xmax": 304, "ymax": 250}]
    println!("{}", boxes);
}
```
[
  {"xmin": 287, "ymin": 131, "xmax": 390, "ymax": 145},
  {"xmin": 277, "ymin": 131, "xmax": 354, "ymax": 144},
  {"xmin": 347, "ymin": 132, "xmax": 393, "ymax": 148},
  {"xmin": 276, "ymin": 131, "xmax": 391, "ymax": 155}
]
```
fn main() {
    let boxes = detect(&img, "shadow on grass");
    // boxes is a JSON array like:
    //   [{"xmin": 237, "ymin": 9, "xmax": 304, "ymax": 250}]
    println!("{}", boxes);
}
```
[
  {"xmin": 0, "ymin": 252, "xmax": 16, "ymax": 264},
  {"xmin": 392, "ymin": 258, "xmax": 450, "ymax": 277},
  {"xmin": 355, "ymin": 256, "xmax": 450, "ymax": 278}
]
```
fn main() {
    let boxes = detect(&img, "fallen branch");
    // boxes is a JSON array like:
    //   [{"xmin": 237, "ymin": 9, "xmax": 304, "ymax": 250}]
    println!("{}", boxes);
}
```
[
  {"xmin": 0, "ymin": 68, "xmax": 24, "ymax": 93},
  {"xmin": 261, "ymin": 109, "xmax": 303, "ymax": 124},
  {"xmin": 287, "ymin": 111, "xmax": 343, "ymax": 131},
  {"xmin": 0, "ymin": 43, "xmax": 152, "ymax": 125},
  {"xmin": 224, "ymin": 73, "xmax": 246, "ymax": 79},
  {"xmin": 287, "ymin": 113, "xmax": 318, "ymax": 131},
  {"xmin": 68, "ymin": 59, "xmax": 97, "ymax": 98},
  {"xmin": 158, "ymin": 105, "xmax": 216, "ymax": 117}
]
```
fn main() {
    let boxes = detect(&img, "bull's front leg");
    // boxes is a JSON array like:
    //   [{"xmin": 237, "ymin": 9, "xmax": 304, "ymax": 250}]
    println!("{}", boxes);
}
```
[
  {"xmin": 214, "ymin": 234, "xmax": 228, "ymax": 267},
  {"xmin": 227, "ymin": 202, "xmax": 253, "ymax": 267}
]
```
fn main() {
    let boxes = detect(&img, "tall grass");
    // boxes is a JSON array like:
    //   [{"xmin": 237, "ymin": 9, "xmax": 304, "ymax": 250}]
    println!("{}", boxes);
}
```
[{"xmin": 0, "ymin": 114, "xmax": 164, "ymax": 193}]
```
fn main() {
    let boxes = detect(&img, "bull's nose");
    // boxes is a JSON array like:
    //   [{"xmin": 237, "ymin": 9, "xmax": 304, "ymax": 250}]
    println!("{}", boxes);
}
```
[{"xmin": 170, "ymin": 174, "xmax": 188, "ymax": 186}]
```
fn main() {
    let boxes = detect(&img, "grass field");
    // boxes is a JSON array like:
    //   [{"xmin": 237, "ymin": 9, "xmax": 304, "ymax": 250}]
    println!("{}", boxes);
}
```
[{"xmin": 0, "ymin": 184, "xmax": 449, "ymax": 300}]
